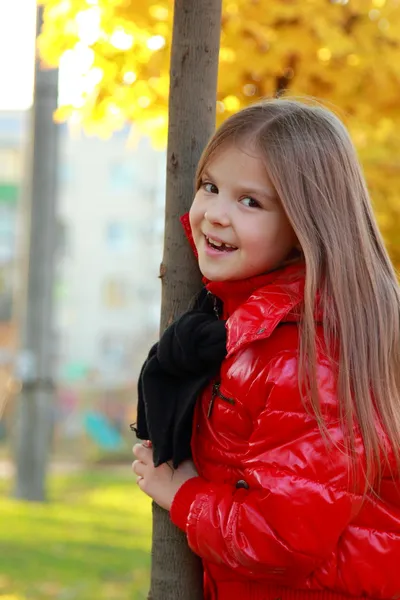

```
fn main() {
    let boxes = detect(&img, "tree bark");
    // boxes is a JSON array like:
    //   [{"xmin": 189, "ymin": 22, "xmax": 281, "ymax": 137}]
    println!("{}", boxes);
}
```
[
  {"xmin": 149, "ymin": 1, "xmax": 222, "ymax": 598},
  {"xmin": 12, "ymin": 5, "xmax": 59, "ymax": 501}
]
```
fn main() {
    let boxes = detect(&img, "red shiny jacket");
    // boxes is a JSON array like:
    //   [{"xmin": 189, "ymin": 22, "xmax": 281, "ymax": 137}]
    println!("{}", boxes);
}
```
[{"xmin": 170, "ymin": 263, "xmax": 400, "ymax": 600}]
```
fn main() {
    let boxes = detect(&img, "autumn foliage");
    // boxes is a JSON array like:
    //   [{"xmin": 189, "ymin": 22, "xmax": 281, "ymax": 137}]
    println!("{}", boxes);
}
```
[{"xmin": 38, "ymin": 0, "xmax": 400, "ymax": 266}]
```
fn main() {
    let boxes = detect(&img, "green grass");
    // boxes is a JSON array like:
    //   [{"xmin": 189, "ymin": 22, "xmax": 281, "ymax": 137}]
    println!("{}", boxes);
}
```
[{"xmin": 0, "ymin": 468, "xmax": 152, "ymax": 600}]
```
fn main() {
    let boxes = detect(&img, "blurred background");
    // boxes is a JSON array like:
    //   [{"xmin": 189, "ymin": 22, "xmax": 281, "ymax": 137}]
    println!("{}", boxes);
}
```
[
  {"xmin": 0, "ymin": 2, "xmax": 165, "ymax": 468},
  {"xmin": 0, "ymin": 0, "xmax": 399, "ymax": 599}
]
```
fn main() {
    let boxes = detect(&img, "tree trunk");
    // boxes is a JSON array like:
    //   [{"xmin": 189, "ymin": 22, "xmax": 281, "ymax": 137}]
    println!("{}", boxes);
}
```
[
  {"xmin": 149, "ymin": 0, "xmax": 222, "ymax": 598},
  {"xmin": 12, "ymin": 5, "xmax": 59, "ymax": 502}
]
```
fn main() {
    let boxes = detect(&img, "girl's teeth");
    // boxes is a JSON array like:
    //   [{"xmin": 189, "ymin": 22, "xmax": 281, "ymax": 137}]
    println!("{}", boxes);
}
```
[{"xmin": 207, "ymin": 237, "xmax": 237, "ymax": 249}]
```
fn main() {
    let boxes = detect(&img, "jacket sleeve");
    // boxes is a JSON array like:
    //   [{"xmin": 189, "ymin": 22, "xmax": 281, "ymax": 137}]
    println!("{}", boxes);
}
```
[{"xmin": 170, "ymin": 362, "xmax": 365, "ymax": 583}]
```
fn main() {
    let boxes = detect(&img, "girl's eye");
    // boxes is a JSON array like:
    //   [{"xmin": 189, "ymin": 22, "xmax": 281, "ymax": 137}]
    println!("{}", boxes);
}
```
[
  {"xmin": 241, "ymin": 196, "xmax": 260, "ymax": 208},
  {"xmin": 202, "ymin": 182, "xmax": 218, "ymax": 194}
]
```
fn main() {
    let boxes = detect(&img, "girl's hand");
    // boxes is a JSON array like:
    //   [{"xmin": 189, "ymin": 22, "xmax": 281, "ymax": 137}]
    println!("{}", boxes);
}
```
[{"xmin": 132, "ymin": 442, "xmax": 199, "ymax": 511}]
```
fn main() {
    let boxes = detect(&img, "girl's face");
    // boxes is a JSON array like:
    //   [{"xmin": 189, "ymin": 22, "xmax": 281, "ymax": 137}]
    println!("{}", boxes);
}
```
[{"xmin": 189, "ymin": 144, "xmax": 298, "ymax": 281}]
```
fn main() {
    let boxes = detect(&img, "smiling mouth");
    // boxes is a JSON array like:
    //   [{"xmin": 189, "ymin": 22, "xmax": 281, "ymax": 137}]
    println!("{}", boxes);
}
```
[{"xmin": 205, "ymin": 235, "xmax": 238, "ymax": 252}]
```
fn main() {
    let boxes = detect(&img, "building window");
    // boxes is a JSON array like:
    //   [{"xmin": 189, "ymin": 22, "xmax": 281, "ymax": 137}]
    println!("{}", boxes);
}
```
[
  {"xmin": 58, "ymin": 162, "xmax": 74, "ymax": 186},
  {"xmin": 0, "ymin": 183, "xmax": 18, "ymax": 204},
  {"xmin": 0, "ymin": 205, "xmax": 16, "ymax": 263},
  {"xmin": 105, "ymin": 221, "xmax": 134, "ymax": 253},
  {"xmin": 100, "ymin": 334, "xmax": 132, "ymax": 369},
  {"xmin": 102, "ymin": 278, "xmax": 130, "ymax": 308},
  {"xmin": 0, "ymin": 149, "xmax": 20, "ymax": 181},
  {"xmin": 109, "ymin": 161, "xmax": 135, "ymax": 193}
]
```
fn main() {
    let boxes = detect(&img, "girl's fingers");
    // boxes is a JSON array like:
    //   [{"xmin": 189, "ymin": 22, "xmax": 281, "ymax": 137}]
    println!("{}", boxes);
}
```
[
  {"xmin": 132, "ymin": 443, "xmax": 142, "ymax": 457},
  {"xmin": 132, "ymin": 443, "xmax": 154, "ymax": 489},
  {"xmin": 133, "ymin": 443, "xmax": 150, "ymax": 460},
  {"xmin": 132, "ymin": 459, "xmax": 145, "ymax": 478}
]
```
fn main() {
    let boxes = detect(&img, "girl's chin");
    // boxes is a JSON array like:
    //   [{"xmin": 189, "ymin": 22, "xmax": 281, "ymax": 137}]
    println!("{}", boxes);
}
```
[
  {"xmin": 199, "ymin": 265, "xmax": 239, "ymax": 282},
  {"xmin": 201, "ymin": 275, "xmax": 228, "ymax": 282},
  {"xmin": 199, "ymin": 268, "xmax": 228, "ymax": 282},
  {"xmin": 198, "ymin": 247, "xmax": 258, "ymax": 282}
]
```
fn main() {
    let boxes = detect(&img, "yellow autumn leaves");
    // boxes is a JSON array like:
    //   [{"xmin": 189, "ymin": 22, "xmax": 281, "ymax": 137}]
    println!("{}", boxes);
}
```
[
  {"xmin": 38, "ymin": 0, "xmax": 400, "ymax": 264},
  {"xmin": 37, "ymin": 0, "xmax": 400, "ymax": 137},
  {"xmin": 39, "ymin": 0, "xmax": 172, "ymax": 143}
]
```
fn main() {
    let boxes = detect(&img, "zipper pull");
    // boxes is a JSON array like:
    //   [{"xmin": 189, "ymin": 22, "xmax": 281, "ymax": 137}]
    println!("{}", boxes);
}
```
[
  {"xmin": 215, "ymin": 383, "xmax": 235, "ymax": 405},
  {"xmin": 207, "ymin": 382, "xmax": 235, "ymax": 419},
  {"xmin": 207, "ymin": 383, "xmax": 218, "ymax": 418}
]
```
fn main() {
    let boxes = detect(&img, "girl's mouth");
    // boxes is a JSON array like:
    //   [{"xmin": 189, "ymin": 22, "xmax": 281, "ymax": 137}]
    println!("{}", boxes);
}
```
[{"xmin": 205, "ymin": 235, "xmax": 238, "ymax": 253}]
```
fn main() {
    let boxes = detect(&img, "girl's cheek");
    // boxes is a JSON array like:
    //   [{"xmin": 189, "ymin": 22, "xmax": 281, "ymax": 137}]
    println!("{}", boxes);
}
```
[
  {"xmin": 188, "ymin": 206, "xmax": 195, "ymax": 231},
  {"xmin": 189, "ymin": 199, "xmax": 202, "ymax": 232}
]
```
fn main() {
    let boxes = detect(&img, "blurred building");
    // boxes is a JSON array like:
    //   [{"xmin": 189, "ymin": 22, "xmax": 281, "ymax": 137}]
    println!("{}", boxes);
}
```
[
  {"xmin": 56, "ymin": 126, "xmax": 165, "ymax": 388},
  {"xmin": 0, "ymin": 112, "xmax": 22, "ymax": 326},
  {"xmin": 0, "ymin": 111, "xmax": 23, "ymax": 377},
  {"xmin": 0, "ymin": 111, "xmax": 165, "ymax": 389}
]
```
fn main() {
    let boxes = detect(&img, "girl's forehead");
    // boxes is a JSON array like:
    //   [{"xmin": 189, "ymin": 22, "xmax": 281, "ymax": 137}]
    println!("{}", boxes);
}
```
[{"xmin": 203, "ymin": 139, "xmax": 263, "ymax": 172}]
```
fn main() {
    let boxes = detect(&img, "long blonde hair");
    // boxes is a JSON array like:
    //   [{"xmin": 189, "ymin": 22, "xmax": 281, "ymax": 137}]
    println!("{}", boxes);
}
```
[{"xmin": 196, "ymin": 98, "xmax": 400, "ymax": 486}]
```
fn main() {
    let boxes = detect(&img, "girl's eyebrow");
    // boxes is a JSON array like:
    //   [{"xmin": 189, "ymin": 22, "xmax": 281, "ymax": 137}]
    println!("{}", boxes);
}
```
[
  {"xmin": 244, "ymin": 186, "xmax": 277, "ymax": 202},
  {"xmin": 202, "ymin": 169, "xmax": 214, "ymax": 180}
]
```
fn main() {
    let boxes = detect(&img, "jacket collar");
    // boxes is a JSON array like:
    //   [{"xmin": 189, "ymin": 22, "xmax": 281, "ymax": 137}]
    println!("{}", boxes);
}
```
[
  {"xmin": 207, "ymin": 264, "xmax": 305, "ymax": 358},
  {"xmin": 180, "ymin": 213, "xmax": 198, "ymax": 257}
]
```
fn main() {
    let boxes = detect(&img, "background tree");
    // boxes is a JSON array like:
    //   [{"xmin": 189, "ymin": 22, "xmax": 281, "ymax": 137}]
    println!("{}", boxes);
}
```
[
  {"xmin": 38, "ymin": 0, "xmax": 400, "ymax": 267},
  {"xmin": 13, "ymin": 4, "xmax": 59, "ymax": 502}
]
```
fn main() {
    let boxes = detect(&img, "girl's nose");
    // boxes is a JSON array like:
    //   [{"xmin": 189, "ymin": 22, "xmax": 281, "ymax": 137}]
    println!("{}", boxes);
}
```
[{"xmin": 204, "ymin": 199, "xmax": 230, "ymax": 227}]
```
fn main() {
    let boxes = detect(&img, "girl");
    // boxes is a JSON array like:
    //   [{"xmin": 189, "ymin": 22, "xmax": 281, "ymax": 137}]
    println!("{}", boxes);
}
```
[{"xmin": 132, "ymin": 98, "xmax": 400, "ymax": 600}]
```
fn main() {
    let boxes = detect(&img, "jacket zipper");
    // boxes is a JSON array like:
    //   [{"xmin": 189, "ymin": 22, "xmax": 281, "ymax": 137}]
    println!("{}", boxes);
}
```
[{"xmin": 207, "ymin": 382, "xmax": 235, "ymax": 418}]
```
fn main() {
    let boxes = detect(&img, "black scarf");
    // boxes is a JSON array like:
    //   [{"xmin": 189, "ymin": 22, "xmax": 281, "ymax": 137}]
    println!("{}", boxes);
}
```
[{"xmin": 132, "ymin": 289, "xmax": 227, "ymax": 468}]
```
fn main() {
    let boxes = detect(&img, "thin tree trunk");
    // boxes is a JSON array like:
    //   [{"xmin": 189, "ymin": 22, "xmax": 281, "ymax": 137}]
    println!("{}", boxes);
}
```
[
  {"xmin": 12, "ymin": 5, "xmax": 59, "ymax": 501},
  {"xmin": 149, "ymin": 0, "xmax": 222, "ymax": 598}
]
